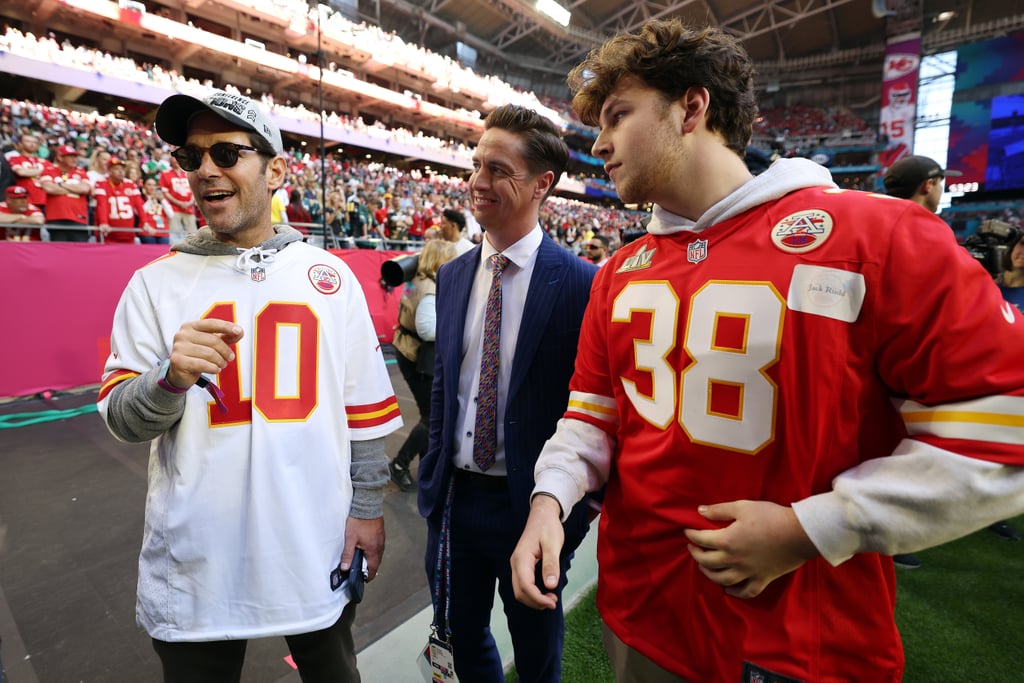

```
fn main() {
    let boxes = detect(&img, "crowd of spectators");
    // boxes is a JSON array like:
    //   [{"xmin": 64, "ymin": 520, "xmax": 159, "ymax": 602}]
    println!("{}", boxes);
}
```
[
  {"xmin": 752, "ymin": 104, "xmax": 876, "ymax": 153},
  {"xmin": 1, "ymin": 26, "xmax": 622, "ymax": 189},
  {"xmin": 4, "ymin": 8, "xmax": 1003, "ymax": 253},
  {"xmin": 0, "ymin": 26, "xmax": 476, "ymax": 163},
  {"xmin": 0, "ymin": 96, "xmax": 645, "ymax": 252}
]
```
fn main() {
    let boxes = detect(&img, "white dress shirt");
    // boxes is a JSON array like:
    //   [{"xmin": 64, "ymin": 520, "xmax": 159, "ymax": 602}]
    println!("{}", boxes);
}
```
[{"xmin": 452, "ymin": 226, "xmax": 543, "ymax": 475}]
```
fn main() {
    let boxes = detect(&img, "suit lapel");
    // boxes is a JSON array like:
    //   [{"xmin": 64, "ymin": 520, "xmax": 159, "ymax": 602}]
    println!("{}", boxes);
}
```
[{"xmin": 507, "ymin": 236, "xmax": 561, "ymax": 402}]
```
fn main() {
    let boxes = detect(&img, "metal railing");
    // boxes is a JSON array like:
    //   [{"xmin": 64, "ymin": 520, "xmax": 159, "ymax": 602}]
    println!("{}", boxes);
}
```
[{"xmin": 1, "ymin": 221, "xmax": 425, "ymax": 251}]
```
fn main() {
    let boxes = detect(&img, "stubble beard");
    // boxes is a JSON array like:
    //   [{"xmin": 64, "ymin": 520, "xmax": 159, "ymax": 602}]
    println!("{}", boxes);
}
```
[{"xmin": 201, "ymin": 179, "xmax": 272, "ymax": 240}]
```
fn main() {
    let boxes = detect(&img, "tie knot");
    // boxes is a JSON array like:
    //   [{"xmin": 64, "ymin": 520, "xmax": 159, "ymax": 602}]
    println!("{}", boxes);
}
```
[{"xmin": 490, "ymin": 253, "xmax": 510, "ymax": 273}]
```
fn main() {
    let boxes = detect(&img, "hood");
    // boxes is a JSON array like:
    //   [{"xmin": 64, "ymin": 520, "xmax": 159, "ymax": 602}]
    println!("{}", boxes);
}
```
[
  {"xmin": 647, "ymin": 157, "xmax": 837, "ymax": 236},
  {"xmin": 171, "ymin": 224, "xmax": 305, "ymax": 257}
]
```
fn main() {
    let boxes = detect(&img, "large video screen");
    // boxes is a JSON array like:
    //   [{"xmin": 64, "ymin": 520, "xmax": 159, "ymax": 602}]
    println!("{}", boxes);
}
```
[{"xmin": 947, "ymin": 32, "xmax": 1024, "ymax": 193}]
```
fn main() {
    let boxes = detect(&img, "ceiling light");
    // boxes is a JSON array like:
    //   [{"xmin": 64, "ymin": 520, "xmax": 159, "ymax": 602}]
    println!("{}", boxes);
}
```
[{"xmin": 536, "ymin": 0, "xmax": 570, "ymax": 27}]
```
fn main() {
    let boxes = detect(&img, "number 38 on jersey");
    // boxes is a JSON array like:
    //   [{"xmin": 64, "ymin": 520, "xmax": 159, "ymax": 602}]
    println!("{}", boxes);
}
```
[{"xmin": 612, "ymin": 280, "xmax": 784, "ymax": 454}]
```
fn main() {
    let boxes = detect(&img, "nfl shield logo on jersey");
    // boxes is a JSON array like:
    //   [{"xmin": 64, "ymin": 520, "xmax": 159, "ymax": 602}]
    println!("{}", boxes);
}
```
[
  {"xmin": 687, "ymin": 238, "xmax": 708, "ymax": 264},
  {"xmin": 251, "ymin": 266, "xmax": 266, "ymax": 282}
]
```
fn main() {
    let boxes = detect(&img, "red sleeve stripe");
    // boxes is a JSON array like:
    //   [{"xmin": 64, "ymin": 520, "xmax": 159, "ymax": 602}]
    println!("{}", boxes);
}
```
[
  {"xmin": 346, "ymin": 396, "xmax": 401, "ymax": 429},
  {"xmin": 98, "ymin": 370, "xmax": 139, "ymax": 402},
  {"xmin": 564, "ymin": 410, "xmax": 618, "ymax": 436}
]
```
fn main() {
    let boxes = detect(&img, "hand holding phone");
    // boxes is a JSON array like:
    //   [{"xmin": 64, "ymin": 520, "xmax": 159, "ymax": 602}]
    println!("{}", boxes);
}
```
[{"xmin": 330, "ymin": 548, "xmax": 367, "ymax": 603}]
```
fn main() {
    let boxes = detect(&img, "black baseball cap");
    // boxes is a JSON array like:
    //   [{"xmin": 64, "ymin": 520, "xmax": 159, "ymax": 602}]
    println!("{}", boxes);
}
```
[{"xmin": 883, "ymin": 155, "xmax": 962, "ymax": 197}]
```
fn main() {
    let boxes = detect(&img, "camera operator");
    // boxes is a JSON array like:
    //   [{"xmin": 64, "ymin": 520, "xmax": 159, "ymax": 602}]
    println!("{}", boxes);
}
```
[{"xmin": 884, "ymin": 157, "xmax": 1021, "ymax": 560}]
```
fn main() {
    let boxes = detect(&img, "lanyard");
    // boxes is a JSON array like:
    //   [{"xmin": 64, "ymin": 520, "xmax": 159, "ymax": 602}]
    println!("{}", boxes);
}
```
[{"xmin": 430, "ymin": 478, "xmax": 456, "ymax": 642}]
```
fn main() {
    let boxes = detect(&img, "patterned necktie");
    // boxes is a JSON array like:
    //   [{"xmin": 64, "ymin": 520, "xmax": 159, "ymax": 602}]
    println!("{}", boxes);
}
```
[{"xmin": 473, "ymin": 253, "xmax": 510, "ymax": 471}]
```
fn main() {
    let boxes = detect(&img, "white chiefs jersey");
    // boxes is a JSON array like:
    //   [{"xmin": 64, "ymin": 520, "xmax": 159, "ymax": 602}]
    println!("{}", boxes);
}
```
[{"xmin": 97, "ymin": 242, "xmax": 401, "ymax": 641}]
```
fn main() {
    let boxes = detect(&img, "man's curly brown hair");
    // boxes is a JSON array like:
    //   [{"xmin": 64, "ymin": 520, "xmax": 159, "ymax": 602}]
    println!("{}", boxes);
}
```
[{"xmin": 567, "ymin": 19, "xmax": 757, "ymax": 157}]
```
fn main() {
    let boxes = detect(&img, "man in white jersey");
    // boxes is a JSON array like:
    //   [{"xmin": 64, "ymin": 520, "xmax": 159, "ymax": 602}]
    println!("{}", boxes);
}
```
[{"xmin": 97, "ymin": 90, "xmax": 402, "ymax": 683}]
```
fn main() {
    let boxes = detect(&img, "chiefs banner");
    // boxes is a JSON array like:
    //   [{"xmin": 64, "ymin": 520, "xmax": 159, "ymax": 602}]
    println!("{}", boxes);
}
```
[{"xmin": 878, "ymin": 34, "xmax": 922, "ymax": 168}]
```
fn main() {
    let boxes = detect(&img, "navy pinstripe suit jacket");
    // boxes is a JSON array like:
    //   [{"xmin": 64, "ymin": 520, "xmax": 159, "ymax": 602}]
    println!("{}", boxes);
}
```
[{"xmin": 418, "ymin": 233, "xmax": 597, "ymax": 549}]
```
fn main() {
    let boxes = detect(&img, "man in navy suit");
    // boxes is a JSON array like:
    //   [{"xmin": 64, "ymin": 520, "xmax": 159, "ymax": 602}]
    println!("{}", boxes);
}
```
[{"xmin": 418, "ymin": 104, "xmax": 597, "ymax": 682}]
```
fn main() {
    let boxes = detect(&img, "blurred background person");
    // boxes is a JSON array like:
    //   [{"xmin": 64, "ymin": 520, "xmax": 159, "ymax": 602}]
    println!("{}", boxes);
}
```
[
  {"xmin": 85, "ymin": 146, "xmax": 111, "ymax": 225},
  {"xmin": 40, "ymin": 144, "xmax": 91, "ymax": 242},
  {"xmin": 159, "ymin": 152, "xmax": 196, "ymax": 244},
  {"xmin": 882, "ymin": 155, "xmax": 960, "ymax": 214},
  {"xmin": 94, "ymin": 157, "xmax": 143, "ymax": 243},
  {"xmin": 139, "ymin": 176, "xmax": 171, "ymax": 244},
  {"xmin": 8, "ymin": 132, "xmax": 48, "ymax": 211},
  {"xmin": 996, "ymin": 232, "xmax": 1024, "ymax": 313},
  {"xmin": 585, "ymin": 234, "xmax": 610, "ymax": 267},
  {"xmin": 388, "ymin": 238, "xmax": 458, "ymax": 491},
  {"xmin": 440, "ymin": 207, "xmax": 474, "ymax": 255},
  {"xmin": 286, "ymin": 188, "xmax": 313, "ymax": 238},
  {"xmin": 0, "ymin": 185, "xmax": 45, "ymax": 241}
]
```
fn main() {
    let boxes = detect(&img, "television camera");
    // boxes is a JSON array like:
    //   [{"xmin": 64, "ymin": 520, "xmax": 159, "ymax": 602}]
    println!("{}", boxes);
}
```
[
  {"xmin": 961, "ymin": 219, "xmax": 1022, "ymax": 276},
  {"xmin": 380, "ymin": 253, "xmax": 419, "ymax": 288}
]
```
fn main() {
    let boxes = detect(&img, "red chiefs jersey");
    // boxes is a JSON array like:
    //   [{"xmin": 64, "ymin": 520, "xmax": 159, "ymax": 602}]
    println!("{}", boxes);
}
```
[
  {"xmin": 0, "ymin": 200, "xmax": 44, "ymax": 241},
  {"xmin": 139, "ymin": 195, "xmax": 170, "ymax": 238},
  {"xmin": 40, "ymin": 163, "xmax": 90, "ymax": 223},
  {"xmin": 94, "ymin": 178, "xmax": 145, "ymax": 242},
  {"xmin": 159, "ymin": 168, "xmax": 194, "ymax": 215},
  {"xmin": 8, "ymin": 154, "xmax": 48, "ymax": 205},
  {"xmin": 567, "ymin": 187, "xmax": 1024, "ymax": 682}
]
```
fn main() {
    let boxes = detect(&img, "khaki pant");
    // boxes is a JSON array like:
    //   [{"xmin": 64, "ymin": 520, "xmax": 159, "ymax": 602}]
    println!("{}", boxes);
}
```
[{"xmin": 602, "ymin": 621, "xmax": 690, "ymax": 683}]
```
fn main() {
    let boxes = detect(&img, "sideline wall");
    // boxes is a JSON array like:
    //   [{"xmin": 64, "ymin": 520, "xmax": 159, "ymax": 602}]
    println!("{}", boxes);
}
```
[{"xmin": 0, "ymin": 243, "xmax": 409, "ymax": 399}]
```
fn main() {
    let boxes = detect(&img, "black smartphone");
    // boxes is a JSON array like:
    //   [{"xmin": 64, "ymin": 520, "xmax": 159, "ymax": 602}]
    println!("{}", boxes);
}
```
[{"xmin": 330, "ymin": 548, "xmax": 366, "ymax": 603}]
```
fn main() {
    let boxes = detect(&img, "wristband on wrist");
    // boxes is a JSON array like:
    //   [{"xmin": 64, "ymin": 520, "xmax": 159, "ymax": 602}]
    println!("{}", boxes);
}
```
[{"xmin": 156, "ymin": 359, "xmax": 188, "ymax": 394}]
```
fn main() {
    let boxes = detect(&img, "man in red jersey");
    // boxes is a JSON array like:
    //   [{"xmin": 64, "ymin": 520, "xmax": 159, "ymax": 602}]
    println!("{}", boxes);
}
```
[
  {"xmin": 40, "ymin": 144, "xmax": 91, "ymax": 242},
  {"xmin": 94, "ymin": 157, "xmax": 145, "ymax": 243},
  {"xmin": 7, "ymin": 132, "xmax": 49, "ymax": 209},
  {"xmin": 511, "ymin": 19, "xmax": 1024, "ymax": 683},
  {"xmin": 0, "ymin": 185, "xmax": 45, "ymax": 241},
  {"xmin": 159, "ymin": 152, "xmax": 197, "ymax": 243}
]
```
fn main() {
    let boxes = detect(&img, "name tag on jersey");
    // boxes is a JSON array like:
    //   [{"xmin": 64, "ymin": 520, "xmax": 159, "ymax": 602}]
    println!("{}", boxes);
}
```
[{"xmin": 787, "ymin": 264, "xmax": 865, "ymax": 323}]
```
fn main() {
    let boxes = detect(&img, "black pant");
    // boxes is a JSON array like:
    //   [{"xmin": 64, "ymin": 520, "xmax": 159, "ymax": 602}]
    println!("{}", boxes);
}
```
[
  {"xmin": 47, "ymin": 219, "xmax": 90, "ymax": 242},
  {"xmin": 395, "ymin": 352, "xmax": 432, "ymax": 469},
  {"xmin": 152, "ymin": 601, "xmax": 360, "ymax": 683},
  {"xmin": 426, "ymin": 472, "xmax": 570, "ymax": 682}
]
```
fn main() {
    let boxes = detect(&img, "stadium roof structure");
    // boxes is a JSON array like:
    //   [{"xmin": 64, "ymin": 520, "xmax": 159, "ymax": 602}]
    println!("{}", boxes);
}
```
[{"xmin": 370, "ymin": 0, "xmax": 1024, "ymax": 93}]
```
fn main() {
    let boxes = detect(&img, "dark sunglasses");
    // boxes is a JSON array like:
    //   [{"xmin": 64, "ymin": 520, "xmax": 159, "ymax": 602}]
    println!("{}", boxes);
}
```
[
  {"xmin": 587, "ymin": 244, "xmax": 603, "ymax": 249},
  {"xmin": 171, "ymin": 143, "xmax": 263, "ymax": 172}
]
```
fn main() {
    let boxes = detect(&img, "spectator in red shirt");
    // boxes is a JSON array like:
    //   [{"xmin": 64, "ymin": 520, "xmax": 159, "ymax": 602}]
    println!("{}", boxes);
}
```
[
  {"xmin": 139, "ymin": 177, "xmax": 171, "ymax": 244},
  {"xmin": 159, "ymin": 153, "xmax": 197, "ymax": 243},
  {"xmin": 94, "ymin": 157, "xmax": 145, "ymax": 243},
  {"xmin": 285, "ymin": 188, "xmax": 313, "ymax": 236},
  {"xmin": 0, "ymin": 185, "xmax": 45, "ymax": 241},
  {"xmin": 8, "ymin": 132, "xmax": 49, "ymax": 209},
  {"xmin": 40, "ymin": 144, "xmax": 91, "ymax": 242}
]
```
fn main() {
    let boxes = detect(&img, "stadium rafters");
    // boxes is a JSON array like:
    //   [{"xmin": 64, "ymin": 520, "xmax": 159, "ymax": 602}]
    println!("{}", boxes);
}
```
[{"xmin": 367, "ymin": 0, "xmax": 1024, "ymax": 96}]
